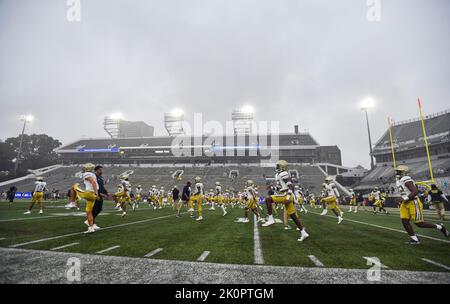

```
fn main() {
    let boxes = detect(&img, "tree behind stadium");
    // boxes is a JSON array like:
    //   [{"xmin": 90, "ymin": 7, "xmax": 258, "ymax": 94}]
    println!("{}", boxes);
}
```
[{"xmin": 2, "ymin": 134, "xmax": 62, "ymax": 179}]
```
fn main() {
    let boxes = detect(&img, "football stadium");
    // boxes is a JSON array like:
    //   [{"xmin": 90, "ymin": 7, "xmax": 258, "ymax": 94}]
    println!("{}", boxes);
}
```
[{"xmin": 0, "ymin": 0, "xmax": 449, "ymax": 295}]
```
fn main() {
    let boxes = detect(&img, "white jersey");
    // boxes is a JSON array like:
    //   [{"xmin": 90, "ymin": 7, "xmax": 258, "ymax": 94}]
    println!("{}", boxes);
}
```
[
  {"xmin": 215, "ymin": 185, "xmax": 222, "ymax": 195},
  {"xmin": 275, "ymin": 171, "xmax": 292, "ymax": 193},
  {"xmin": 293, "ymin": 189, "xmax": 301, "ymax": 204},
  {"xmin": 34, "ymin": 181, "xmax": 47, "ymax": 192},
  {"xmin": 325, "ymin": 182, "xmax": 340, "ymax": 197},
  {"xmin": 245, "ymin": 186, "xmax": 257, "ymax": 200},
  {"xmin": 396, "ymin": 175, "xmax": 416, "ymax": 201},
  {"xmin": 83, "ymin": 172, "xmax": 98, "ymax": 192},
  {"xmin": 371, "ymin": 190, "xmax": 381, "ymax": 200},
  {"xmin": 136, "ymin": 187, "xmax": 142, "ymax": 195},
  {"xmin": 194, "ymin": 182, "xmax": 204, "ymax": 195},
  {"xmin": 159, "ymin": 189, "xmax": 165, "ymax": 196},
  {"xmin": 121, "ymin": 180, "xmax": 131, "ymax": 192}
]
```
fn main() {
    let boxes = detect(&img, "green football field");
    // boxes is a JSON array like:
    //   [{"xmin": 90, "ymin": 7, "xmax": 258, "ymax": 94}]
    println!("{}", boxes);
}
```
[{"xmin": 0, "ymin": 199, "xmax": 449, "ymax": 273}]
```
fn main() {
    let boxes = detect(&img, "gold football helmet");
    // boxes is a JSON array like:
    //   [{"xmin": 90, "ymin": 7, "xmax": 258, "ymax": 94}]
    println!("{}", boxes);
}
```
[
  {"xmin": 395, "ymin": 165, "xmax": 410, "ymax": 177},
  {"xmin": 82, "ymin": 163, "xmax": 95, "ymax": 172},
  {"xmin": 276, "ymin": 160, "xmax": 288, "ymax": 172},
  {"xmin": 246, "ymin": 180, "xmax": 254, "ymax": 187},
  {"xmin": 195, "ymin": 176, "xmax": 201, "ymax": 182},
  {"xmin": 325, "ymin": 176, "xmax": 333, "ymax": 184}
]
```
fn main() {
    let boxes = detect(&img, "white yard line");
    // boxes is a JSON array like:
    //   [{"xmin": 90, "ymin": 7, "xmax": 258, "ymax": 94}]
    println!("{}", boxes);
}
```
[
  {"xmin": 96, "ymin": 245, "xmax": 120, "ymax": 254},
  {"xmin": 50, "ymin": 242, "xmax": 79, "ymax": 251},
  {"xmin": 421, "ymin": 258, "xmax": 450, "ymax": 271},
  {"xmin": 144, "ymin": 248, "xmax": 163, "ymax": 257},
  {"xmin": 9, "ymin": 212, "xmax": 185, "ymax": 248},
  {"xmin": 308, "ymin": 255, "xmax": 324, "ymax": 267},
  {"xmin": 363, "ymin": 257, "xmax": 389, "ymax": 268},
  {"xmin": 310, "ymin": 211, "xmax": 450, "ymax": 244},
  {"xmin": 0, "ymin": 215, "xmax": 62, "ymax": 222},
  {"xmin": 0, "ymin": 238, "xmax": 6, "ymax": 241},
  {"xmin": 253, "ymin": 214, "xmax": 264, "ymax": 265},
  {"xmin": 197, "ymin": 251, "xmax": 210, "ymax": 262}
]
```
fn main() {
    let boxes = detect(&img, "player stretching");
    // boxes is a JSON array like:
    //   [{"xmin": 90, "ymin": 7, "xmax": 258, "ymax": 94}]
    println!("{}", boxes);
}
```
[
  {"xmin": 320, "ymin": 177, "xmax": 344, "ymax": 224},
  {"xmin": 189, "ymin": 176, "xmax": 205, "ymax": 221},
  {"xmin": 242, "ymin": 180, "xmax": 261, "ymax": 223},
  {"xmin": 73, "ymin": 163, "xmax": 99, "ymax": 234},
  {"xmin": 24, "ymin": 177, "xmax": 47, "ymax": 214},
  {"xmin": 262, "ymin": 160, "xmax": 309, "ymax": 242},
  {"xmin": 395, "ymin": 165, "xmax": 449, "ymax": 244}
]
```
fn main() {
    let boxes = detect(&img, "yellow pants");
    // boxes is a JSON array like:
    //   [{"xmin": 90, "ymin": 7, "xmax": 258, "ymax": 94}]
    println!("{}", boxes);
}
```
[
  {"xmin": 400, "ymin": 199, "xmax": 424, "ymax": 223},
  {"xmin": 245, "ymin": 197, "xmax": 257, "ymax": 210},
  {"xmin": 74, "ymin": 184, "xmax": 96, "ymax": 212},
  {"xmin": 349, "ymin": 198, "xmax": 356, "ymax": 205},
  {"xmin": 271, "ymin": 194, "xmax": 296, "ymax": 215},
  {"xmin": 32, "ymin": 192, "xmax": 44, "ymax": 204},
  {"xmin": 321, "ymin": 196, "xmax": 342, "ymax": 213},
  {"xmin": 190, "ymin": 194, "xmax": 204, "ymax": 216}
]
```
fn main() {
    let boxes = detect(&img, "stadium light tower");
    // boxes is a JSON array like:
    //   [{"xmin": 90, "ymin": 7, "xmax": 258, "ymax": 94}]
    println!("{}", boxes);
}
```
[
  {"xmin": 164, "ymin": 108, "xmax": 185, "ymax": 136},
  {"xmin": 104, "ymin": 112, "xmax": 123, "ymax": 138},
  {"xmin": 360, "ymin": 97, "xmax": 375, "ymax": 170},
  {"xmin": 232, "ymin": 105, "xmax": 254, "ymax": 135},
  {"xmin": 14, "ymin": 114, "xmax": 34, "ymax": 174}
]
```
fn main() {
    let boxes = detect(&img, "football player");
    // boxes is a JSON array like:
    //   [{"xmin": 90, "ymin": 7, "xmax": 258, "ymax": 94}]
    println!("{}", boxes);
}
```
[
  {"xmin": 348, "ymin": 189, "xmax": 357, "ymax": 213},
  {"xmin": 242, "ymin": 180, "xmax": 261, "ymax": 223},
  {"xmin": 24, "ymin": 176, "xmax": 47, "ymax": 214},
  {"xmin": 215, "ymin": 182, "xmax": 227, "ymax": 216},
  {"xmin": 72, "ymin": 163, "xmax": 99, "ymax": 233},
  {"xmin": 320, "ymin": 177, "xmax": 344, "ymax": 224},
  {"xmin": 116, "ymin": 175, "xmax": 132, "ymax": 217},
  {"xmin": 262, "ymin": 160, "xmax": 309, "ymax": 242},
  {"xmin": 427, "ymin": 184, "xmax": 448, "ymax": 221},
  {"xmin": 395, "ymin": 165, "xmax": 449, "ymax": 244},
  {"xmin": 295, "ymin": 185, "xmax": 308, "ymax": 214},
  {"xmin": 189, "ymin": 176, "xmax": 204, "ymax": 221},
  {"xmin": 133, "ymin": 185, "xmax": 143, "ymax": 210}
]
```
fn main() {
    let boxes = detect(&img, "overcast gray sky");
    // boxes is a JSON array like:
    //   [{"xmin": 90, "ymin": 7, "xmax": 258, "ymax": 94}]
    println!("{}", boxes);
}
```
[{"xmin": 0, "ymin": 0, "xmax": 449, "ymax": 168}]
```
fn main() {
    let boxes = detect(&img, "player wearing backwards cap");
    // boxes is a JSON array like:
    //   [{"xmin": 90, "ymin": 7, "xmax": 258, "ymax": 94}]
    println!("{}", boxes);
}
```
[
  {"xmin": 262, "ymin": 160, "xmax": 309, "ymax": 242},
  {"xmin": 24, "ymin": 176, "xmax": 47, "ymax": 214},
  {"xmin": 72, "ymin": 163, "xmax": 99, "ymax": 234},
  {"xmin": 320, "ymin": 177, "xmax": 344, "ymax": 224},
  {"xmin": 395, "ymin": 165, "xmax": 449, "ymax": 244}
]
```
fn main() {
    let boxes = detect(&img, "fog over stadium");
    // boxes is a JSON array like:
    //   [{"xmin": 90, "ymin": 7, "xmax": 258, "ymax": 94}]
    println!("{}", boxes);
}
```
[{"xmin": 0, "ymin": 0, "xmax": 449, "ymax": 168}]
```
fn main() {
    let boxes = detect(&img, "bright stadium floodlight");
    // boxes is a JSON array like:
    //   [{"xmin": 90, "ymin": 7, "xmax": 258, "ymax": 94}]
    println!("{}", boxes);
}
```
[
  {"xmin": 171, "ymin": 108, "xmax": 184, "ymax": 117},
  {"xmin": 360, "ymin": 97, "xmax": 376, "ymax": 169},
  {"xmin": 241, "ymin": 105, "xmax": 254, "ymax": 114},
  {"xmin": 22, "ymin": 114, "xmax": 34, "ymax": 122},
  {"xmin": 360, "ymin": 97, "xmax": 375, "ymax": 110},
  {"xmin": 109, "ymin": 112, "xmax": 123, "ymax": 120}
]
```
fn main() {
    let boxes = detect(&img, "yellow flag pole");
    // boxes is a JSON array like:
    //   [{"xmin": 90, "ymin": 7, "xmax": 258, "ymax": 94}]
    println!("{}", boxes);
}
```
[
  {"xmin": 387, "ymin": 117, "xmax": 397, "ymax": 170},
  {"xmin": 418, "ymin": 98, "xmax": 434, "ymax": 183}
]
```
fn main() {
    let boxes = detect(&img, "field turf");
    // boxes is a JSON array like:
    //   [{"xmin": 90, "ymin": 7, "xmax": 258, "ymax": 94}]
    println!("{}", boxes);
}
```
[{"xmin": 0, "ymin": 199, "xmax": 449, "ymax": 273}]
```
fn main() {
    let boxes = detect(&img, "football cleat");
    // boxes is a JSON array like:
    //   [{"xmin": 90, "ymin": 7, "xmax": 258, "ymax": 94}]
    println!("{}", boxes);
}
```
[
  {"xmin": 406, "ymin": 239, "xmax": 420, "ymax": 245},
  {"xmin": 121, "ymin": 211, "xmax": 127, "ymax": 217},
  {"xmin": 298, "ymin": 231, "xmax": 309, "ymax": 242},
  {"xmin": 24, "ymin": 210, "xmax": 31, "ymax": 214},
  {"xmin": 39, "ymin": 209, "xmax": 43, "ymax": 214},
  {"xmin": 320, "ymin": 209, "xmax": 328, "ymax": 216},
  {"xmin": 284, "ymin": 225, "xmax": 291, "ymax": 230},
  {"xmin": 223, "ymin": 211, "xmax": 227, "ymax": 216},
  {"xmin": 439, "ymin": 224, "xmax": 449, "ymax": 238},
  {"xmin": 338, "ymin": 216, "xmax": 343, "ymax": 224},
  {"xmin": 242, "ymin": 218, "xmax": 250, "ymax": 223},
  {"xmin": 92, "ymin": 224, "xmax": 101, "ymax": 230},
  {"xmin": 196, "ymin": 216, "xmax": 203, "ymax": 221},
  {"xmin": 84, "ymin": 220, "xmax": 89, "ymax": 226},
  {"xmin": 84, "ymin": 226, "xmax": 95, "ymax": 234},
  {"xmin": 262, "ymin": 218, "xmax": 275, "ymax": 227}
]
